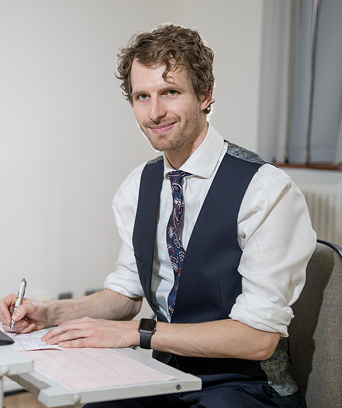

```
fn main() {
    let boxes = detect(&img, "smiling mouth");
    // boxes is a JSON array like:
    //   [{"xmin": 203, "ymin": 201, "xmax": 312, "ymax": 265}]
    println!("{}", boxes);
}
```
[{"xmin": 149, "ymin": 122, "xmax": 176, "ymax": 134}]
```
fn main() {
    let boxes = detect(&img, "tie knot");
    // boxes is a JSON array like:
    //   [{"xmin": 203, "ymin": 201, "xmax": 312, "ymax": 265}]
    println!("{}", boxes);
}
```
[{"xmin": 168, "ymin": 170, "xmax": 190, "ymax": 184}]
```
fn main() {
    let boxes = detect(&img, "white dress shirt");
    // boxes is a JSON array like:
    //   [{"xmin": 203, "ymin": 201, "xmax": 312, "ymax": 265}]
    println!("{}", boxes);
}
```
[{"xmin": 104, "ymin": 125, "xmax": 316, "ymax": 337}]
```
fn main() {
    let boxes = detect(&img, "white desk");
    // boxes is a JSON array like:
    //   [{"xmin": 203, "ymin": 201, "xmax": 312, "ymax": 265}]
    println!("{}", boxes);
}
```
[
  {"xmin": 0, "ymin": 345, "xmax": 34, "ymax": 407},
  {"xmin": 7, "ymin": 348, "xmax": 201, "ymax": 408}
]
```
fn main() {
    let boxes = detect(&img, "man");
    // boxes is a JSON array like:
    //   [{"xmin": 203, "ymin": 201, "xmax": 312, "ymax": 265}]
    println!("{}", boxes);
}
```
[{"xmin": 0, "ymin": 24, "xmax": 316, "ymax": 407}]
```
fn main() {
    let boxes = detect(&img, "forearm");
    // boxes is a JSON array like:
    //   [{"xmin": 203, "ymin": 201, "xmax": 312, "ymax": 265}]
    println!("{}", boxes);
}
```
[
  {"xmin": 45, "ymin": 289, "xmax": 142, "ymax": 326},
  {"xmin": 44, "ymin": 314, "xmax": 280, "ymax": 359},
  {"xmin": 151, "ymin": 319, "xmax": 280, "ymax": 361}
]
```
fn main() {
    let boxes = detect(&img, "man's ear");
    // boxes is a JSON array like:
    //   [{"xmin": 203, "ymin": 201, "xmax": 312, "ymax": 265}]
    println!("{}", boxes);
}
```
[
  {"xmin": 129, "ymin": 99, "xmax": 133, "ymax": 108},
  {"xmin": 200, "ymin": 89, "xmax": 213, "ymax": 111}
]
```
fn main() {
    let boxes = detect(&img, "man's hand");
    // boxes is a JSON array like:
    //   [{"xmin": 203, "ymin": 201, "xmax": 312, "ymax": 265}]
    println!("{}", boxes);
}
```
[
  {"xmin": 41, "ymin": 316, "xmax": 280, "ymax": 362},
  {"xmin": 0, "ymin": 294, "xmax": 48, "ymax": 333},
  {"xmin": 41, "ymin": 317, "xmax": 140, "ymax": 348},
  {"xmin": 0, "ymin": 289, "xmax": 142, "ymax": 339}
]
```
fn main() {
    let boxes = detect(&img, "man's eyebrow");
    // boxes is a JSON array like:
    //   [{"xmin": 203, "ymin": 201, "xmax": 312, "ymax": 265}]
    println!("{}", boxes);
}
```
[
  {"xmin": 131, "ymin": 90, "xmax": 145, "ymax": 97},
  {"xmin": 132, "ymin": 84, "xmax": 183, "ymax": 96}
]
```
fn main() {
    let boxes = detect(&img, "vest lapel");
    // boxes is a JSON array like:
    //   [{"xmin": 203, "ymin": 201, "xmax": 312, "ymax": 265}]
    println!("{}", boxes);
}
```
[{"xmin": 132, "ymin": 157, "xmax": 164, "ymax": 318}]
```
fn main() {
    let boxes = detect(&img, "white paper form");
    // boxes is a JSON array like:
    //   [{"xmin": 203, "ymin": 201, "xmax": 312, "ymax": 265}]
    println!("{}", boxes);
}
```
[
  {"xmin": 2, "ymin": 328, "xmax": 62, "ymax": 351},
  {"xmin": 22, "ymin": 348, "xmax": 175, "ymax": 390}
]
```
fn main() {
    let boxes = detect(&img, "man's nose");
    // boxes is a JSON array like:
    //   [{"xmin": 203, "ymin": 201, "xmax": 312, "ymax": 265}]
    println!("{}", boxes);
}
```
[{"xmin": 149, "ymin": 97, "xmax": 167, "ymax": 121}]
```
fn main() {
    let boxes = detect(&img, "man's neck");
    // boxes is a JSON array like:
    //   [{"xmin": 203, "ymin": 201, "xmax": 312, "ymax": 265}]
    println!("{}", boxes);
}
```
[{"xmin": 165, "ymin": 121, "xmax": 209, "ymax": 169}]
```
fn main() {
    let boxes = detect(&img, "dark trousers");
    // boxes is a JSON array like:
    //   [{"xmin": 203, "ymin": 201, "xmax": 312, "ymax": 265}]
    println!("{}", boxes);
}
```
[{"xmin": 83, "ymin": 380, "xmax": 303, "ymax": 408}]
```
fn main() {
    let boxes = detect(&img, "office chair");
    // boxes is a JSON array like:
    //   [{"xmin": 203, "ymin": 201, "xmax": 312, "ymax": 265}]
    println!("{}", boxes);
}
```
[{"xmin": 287, "ymin": 240, "xmax": 342, "ymax": 408}]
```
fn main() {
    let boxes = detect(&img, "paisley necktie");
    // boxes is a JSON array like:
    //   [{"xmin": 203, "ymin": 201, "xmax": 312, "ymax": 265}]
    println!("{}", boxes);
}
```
[{"xmin": 166, "ymin": 170, "xmax": 190, "ymax": 317}]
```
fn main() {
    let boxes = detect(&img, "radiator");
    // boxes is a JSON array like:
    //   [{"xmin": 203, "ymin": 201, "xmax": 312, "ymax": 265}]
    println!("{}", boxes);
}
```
[
  {"xmin": 302, "ymin": 188, "xmax": 342, "ymax": 246},
  {"xmin": 282, "ymin": 168, "xmax": 342, "ymax": 246}
]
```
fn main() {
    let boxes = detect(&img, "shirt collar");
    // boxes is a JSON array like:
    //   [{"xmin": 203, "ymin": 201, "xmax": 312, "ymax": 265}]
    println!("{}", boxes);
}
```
[{"xmin": 163, "ymin": 124, "xmax": 225, "ymax": 179}]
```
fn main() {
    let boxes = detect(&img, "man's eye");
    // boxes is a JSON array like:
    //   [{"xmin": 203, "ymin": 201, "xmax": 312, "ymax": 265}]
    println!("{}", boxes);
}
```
[
  {"xmin": 138, "ymin": 94, "xmax": 148, "ymax": 100},
  {"xmin": 166, "ymin": 90, "xmax": 178, "ymax": 96}
]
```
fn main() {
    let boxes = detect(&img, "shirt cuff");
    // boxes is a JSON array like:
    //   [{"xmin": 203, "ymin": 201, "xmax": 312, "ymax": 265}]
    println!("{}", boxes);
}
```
[
  {"xmin": 104, "ymin": 271, "xmax": 144, "ymax": 299},
  {"xmin": 229, "ymin": 293, "xmax": 294, "ymax": 337}
]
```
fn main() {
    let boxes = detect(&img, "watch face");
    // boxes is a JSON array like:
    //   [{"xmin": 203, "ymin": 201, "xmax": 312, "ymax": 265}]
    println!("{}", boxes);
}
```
[{"xmin": 139, "ymin": 318, "xmax": 156, "ymax": 331}]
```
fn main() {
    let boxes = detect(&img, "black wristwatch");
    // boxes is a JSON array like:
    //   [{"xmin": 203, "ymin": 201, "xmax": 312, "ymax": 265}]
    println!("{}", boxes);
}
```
[{"xmin": 138, "ymin": 318, "xmax": 156, "ymax": 349}]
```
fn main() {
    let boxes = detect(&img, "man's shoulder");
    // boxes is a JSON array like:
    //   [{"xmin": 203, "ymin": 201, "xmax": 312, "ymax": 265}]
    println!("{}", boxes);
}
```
[
  {"xmin": 113, "ymin": 161, "xmax": 147, "ymax": 204},
  {"xmin": 146, "ymin": 155, "xmax": 163, "ymax": 166},
  {"xmin": 114, "ymin": 156, "xmax": 163, "ymax": 201},
  {"xmin": 225, "ymin": 141, "xmax": 268, "ymax": 166}
]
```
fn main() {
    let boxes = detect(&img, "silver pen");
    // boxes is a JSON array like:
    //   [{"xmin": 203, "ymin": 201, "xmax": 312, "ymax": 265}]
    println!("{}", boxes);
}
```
[{"xmin": 10, "ymin": 278, "xmax": 27, "ymax": 330}]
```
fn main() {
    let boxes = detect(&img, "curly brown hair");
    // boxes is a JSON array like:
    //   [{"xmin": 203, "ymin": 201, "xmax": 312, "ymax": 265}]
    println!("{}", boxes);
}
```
[{"xmin": 116, "ymin": 24, "xmax": 215, "ymax": 114}]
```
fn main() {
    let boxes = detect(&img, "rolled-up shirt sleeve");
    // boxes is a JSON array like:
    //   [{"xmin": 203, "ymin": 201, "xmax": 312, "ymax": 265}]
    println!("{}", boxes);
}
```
[
  {"xmin": 230, "ymin": 164, "xmax": 317, "ymax": 337},
  {"xmin": 104, "ymin": 163, "xmax": 146, "ymax": 298}
]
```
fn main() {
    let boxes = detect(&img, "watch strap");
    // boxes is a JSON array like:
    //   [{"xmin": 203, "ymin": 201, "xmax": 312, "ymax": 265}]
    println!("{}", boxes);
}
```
[
  {"xmin": 139, "ymin": 318, "xmax": 156, "ymax": 349},
  {"xmin": 140, "ymin": 330, "xmax": 153, "ymax": 349}
]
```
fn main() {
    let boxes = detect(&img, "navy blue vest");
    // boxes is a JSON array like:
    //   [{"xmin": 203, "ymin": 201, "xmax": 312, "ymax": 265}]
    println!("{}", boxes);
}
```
[{"xmin": 132, "ymin": 149, "xmax": 271, "ymax": 379}]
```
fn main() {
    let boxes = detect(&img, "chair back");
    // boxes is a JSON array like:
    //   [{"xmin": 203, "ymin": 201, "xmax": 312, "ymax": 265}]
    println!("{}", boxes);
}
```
[{"xmin": 288, "ymin": 240, "xmax": 342, "ymax": 408}]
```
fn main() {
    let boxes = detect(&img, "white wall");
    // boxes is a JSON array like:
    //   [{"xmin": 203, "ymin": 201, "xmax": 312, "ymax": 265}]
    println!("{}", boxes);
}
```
[
  {"xmin": 181, "ymin": 0, "xmax": 264, "ymax": 151},
  {"xmin": 0, "ymin": 0, "xmax": 265, "ymax": 301}
]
